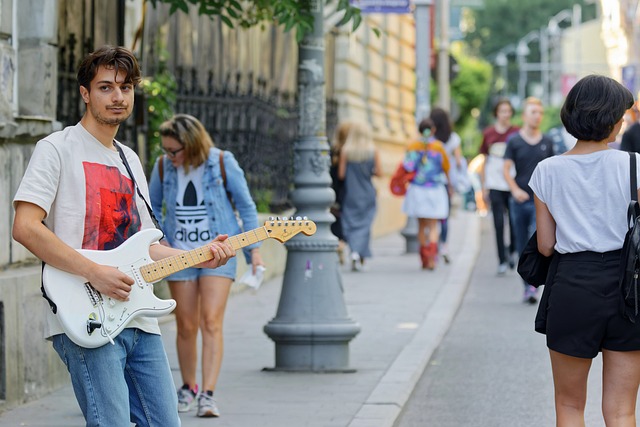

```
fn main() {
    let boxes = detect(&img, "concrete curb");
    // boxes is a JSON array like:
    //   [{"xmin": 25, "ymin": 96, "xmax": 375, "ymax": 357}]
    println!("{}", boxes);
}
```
[{"xmin": 347, "ymin": 213, "xmax": 482, "ymax": 427}]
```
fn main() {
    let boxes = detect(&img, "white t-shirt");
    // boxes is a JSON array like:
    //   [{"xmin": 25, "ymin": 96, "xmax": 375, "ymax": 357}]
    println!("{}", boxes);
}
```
[
  {"xmin": 13, "ymin": 123, "xmax": 160, "ymax": 338},
  {"xmin": 485, "ymin": 142, "xmax": 515, "ymax": 191},
  {"xmin": 529, "ymin": 150, "xmax": 640, "ymax": 254},
  {"xmin": 173, "ymin": 164, "xmax": 210, "ymax": 250}
]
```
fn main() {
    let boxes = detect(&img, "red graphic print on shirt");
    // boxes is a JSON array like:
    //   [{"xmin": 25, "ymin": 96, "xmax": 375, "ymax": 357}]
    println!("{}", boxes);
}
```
[{"xmin": 82, "ymin": 162, "xmax": 141, "ymax": 250}]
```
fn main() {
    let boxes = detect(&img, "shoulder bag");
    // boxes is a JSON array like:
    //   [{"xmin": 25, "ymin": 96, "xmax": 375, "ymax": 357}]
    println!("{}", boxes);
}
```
[
  {"xmin": 619, "ymin": 152, "xmax": 640, "ymax": 322},
  {"xmin": 389, "ymin": 163, "xmax": 415, "ymax": 196},
  {"xmin": 517, "ymin": 230, "xmax": 552, "ymax": 288}
]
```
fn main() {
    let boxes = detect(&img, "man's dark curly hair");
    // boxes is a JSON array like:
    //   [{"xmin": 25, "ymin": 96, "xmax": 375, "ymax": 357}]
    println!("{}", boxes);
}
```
[
  {"xmin": 76, "ymin": 45, "xmax": 141, "ymax": 91},
  {"xmin": 561, "ymin": 74, "xmax": 634, "ymax": 142}
]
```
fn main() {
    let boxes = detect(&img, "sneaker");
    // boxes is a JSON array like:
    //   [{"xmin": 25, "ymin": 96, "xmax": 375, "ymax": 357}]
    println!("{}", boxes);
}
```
[
  {"xmin": 197, "ymin": 392, "xmax": 220, "ymax": 418},
  {"xmin": 351, "ymin": 252, "xmax": 361, "ymax": 272},
  {"xmin": 177, "ymin": 384, "xmax": 197, "ymax": 413},
  {"xmin": 497, "ymin": 263, "xmax": 508, "ymax": 276},
  {"xmin": 440, "ymin": 244, "xmax": 451, "ymax": 264}
]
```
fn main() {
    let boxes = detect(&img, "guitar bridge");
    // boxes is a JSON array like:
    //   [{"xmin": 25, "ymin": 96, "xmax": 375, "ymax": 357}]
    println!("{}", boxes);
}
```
[{"xmin": 84, "ymin": 282, "xmax": 103, "ymax": 307}]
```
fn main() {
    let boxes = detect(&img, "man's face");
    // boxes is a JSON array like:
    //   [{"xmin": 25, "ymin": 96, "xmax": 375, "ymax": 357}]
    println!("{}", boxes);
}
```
[
  {"xmin": 80, "ymin": 65, "xmax": 134, "ymax": 126},
  {"xmin": 522, "ymin": 103, "xmax": 544, "ymax": 130}
]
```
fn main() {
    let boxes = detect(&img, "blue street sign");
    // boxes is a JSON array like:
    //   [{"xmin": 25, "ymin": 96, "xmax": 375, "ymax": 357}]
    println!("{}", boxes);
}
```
[{"xmin": 350, "ymin": 0, "xmax": 412, "ymax": 14}]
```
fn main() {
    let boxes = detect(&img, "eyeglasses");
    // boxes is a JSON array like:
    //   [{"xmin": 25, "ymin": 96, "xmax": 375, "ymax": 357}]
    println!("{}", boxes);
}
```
[{"xmin": 161, "ymin": 146, "xmax": 184, "ymax": 158}]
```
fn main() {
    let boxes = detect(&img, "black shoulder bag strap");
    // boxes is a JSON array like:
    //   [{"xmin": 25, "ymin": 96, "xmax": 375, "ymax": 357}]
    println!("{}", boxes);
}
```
[
  {"xmin": 631, "ymin": 152, "xmax": 638, "ymax": 202},
  {"xmin": 113, "ymin": 141, "xmax": 164, "ymax": 238}
]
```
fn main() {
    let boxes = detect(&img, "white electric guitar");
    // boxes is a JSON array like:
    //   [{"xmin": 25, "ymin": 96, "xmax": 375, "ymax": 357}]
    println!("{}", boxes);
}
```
[{"xmin": 42, "ymin": 217, "xmax": 316, "ymax": 349}]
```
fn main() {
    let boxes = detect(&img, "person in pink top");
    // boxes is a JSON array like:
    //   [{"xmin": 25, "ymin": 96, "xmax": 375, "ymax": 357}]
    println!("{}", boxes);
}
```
[{"xmin": 479, "ymin": 99, "xmax": 519, "ymax": 275}]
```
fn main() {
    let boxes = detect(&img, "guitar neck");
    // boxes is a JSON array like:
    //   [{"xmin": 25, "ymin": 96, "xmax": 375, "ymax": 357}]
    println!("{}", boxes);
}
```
[{"xmin": 140, "ymin": 227, "xmax": 269, "ymax": 283}]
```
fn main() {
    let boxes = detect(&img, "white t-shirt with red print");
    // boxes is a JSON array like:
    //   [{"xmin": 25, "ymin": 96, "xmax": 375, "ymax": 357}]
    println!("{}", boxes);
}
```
[{"xmin": 13, "ymin": 123, "xmax": 160, "ymax": 339}]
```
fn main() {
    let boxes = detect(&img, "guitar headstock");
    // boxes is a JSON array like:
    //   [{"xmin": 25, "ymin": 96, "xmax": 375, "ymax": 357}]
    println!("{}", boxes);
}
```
[{"xmin": 264, "ymin": 217, "xmax": 317, "ymax": 243}]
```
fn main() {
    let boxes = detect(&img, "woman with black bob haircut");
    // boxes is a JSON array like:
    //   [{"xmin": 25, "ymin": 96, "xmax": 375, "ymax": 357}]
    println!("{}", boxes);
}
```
[
  {"xmin": 528, "ymin": 74, "xmax": 640, "ymax": 426},
  {"xmin": 561, "ymin": 74, "xmax": 634, "ymax": 142}
]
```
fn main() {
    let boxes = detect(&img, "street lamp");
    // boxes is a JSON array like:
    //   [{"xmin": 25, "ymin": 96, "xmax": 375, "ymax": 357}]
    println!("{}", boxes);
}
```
[
  {"xmin": 546, "ymin": 6, "xmax": 581, "ymax": 105},
  {"xmin": 495, "ymin": 52, "xmax": 507, "ymax": 96},
  {"xmin": 517, "ymin": 30, "xmax": 540, "ymax": 103},
  {"xmin": 494, "ymin": 44, "xmax": 515, "ymax": 97},
  {"xmin": 263, "ymin": 0, "xmax": 360, "ymax": 371}
]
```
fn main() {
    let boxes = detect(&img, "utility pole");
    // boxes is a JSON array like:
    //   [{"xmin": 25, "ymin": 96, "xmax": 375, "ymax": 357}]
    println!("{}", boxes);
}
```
[
  {"xmin": 436, "ymin": 0, "xmax": 450, "ymax": 109},
  {"xmin": 414, "ymin": 0, "xmax": 433, "ymax": 122},
  {"xmin": 263, "ymin": 0, "xmax": 360, "ymax": 371}
]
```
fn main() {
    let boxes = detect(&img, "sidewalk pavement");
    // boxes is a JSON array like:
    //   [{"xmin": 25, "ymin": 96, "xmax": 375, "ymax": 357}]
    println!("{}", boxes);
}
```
[{"xmin": 0, "ymin": 210, "xmax": 481, "ymax": 427}]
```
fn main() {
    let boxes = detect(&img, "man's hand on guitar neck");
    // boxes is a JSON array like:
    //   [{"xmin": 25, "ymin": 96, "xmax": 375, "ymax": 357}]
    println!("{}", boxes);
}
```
[
  {"xmin": 150, "ymin": 234, "xmax": 236, "ymax": 269},
  {"xmin": 197, "ymin": 234, "xmax": 236, "ymax": 269}
]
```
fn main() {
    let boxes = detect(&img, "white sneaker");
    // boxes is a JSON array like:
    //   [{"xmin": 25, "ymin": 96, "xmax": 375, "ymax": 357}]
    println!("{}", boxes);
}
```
[
  {"xmin": 197, "ymin": 392, "xmax": 220, "ymax": 418},
  {"xmin": 351, "ymin": 252, "xmax": 361, "ymax": 271},
  {"xmin": 497, "ymin": 263, "xmax": 508, "ymax": 276}
]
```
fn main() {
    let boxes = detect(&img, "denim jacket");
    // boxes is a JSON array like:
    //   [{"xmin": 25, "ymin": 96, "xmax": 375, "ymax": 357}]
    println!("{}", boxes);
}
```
[{"xmin": 149, "ymin": 147, "xmax": 260, "ymax": 263}]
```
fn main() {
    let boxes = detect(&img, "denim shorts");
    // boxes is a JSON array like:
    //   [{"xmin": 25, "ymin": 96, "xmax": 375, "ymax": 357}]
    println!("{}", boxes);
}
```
[{"xmin": 166, "ymin": 256, "xmax": 236, "ymax": 281}]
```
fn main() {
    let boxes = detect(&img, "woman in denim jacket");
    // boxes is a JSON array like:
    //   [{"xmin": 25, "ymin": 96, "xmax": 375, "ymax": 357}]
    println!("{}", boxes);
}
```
[{"xmin": 149, "ymin": 114, "xmax": 263, "ymax": 418}]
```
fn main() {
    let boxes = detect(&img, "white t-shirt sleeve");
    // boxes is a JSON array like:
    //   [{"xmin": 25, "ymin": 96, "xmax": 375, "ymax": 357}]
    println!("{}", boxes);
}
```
[{"xmin": 13, "ymin": 139, "xmax": 61, "ymax": 216}]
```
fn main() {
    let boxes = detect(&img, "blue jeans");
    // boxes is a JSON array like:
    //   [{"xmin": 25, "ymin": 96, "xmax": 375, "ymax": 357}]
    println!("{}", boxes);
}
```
[
  {"xmin": 509, "ymin": 198, "xmax": 537, "ymax": 287},
  {"xmin": 53, "ymin": 329, "xmax": 180, "ymax": 427}
]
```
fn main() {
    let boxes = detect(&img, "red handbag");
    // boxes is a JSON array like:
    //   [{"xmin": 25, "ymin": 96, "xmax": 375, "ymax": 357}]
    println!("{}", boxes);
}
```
[{"xmin": 389, "ymin": 163, "xmax": 415, "ymax": 196}]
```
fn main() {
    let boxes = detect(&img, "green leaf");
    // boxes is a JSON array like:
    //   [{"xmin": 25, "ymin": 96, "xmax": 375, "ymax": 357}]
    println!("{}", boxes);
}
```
[
  {"xmin": 226, "ymin": 6, "xmax": 239, "ymax": 19},
  {"xmin": 220, "ymin": 14, "xmax": 234, "ymax": 28}
]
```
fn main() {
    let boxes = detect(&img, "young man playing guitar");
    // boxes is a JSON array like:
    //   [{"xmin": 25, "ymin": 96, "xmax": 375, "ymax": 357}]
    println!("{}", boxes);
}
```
[{"xmin": 12, "ymin": 45, "xmax": 235, "ymax": 427}]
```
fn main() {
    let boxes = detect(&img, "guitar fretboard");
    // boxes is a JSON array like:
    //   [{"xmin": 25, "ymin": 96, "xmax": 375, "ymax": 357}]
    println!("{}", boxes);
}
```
[{"xmin": 140, "ymin": 227, "xmax": 270, "ymax": 283}]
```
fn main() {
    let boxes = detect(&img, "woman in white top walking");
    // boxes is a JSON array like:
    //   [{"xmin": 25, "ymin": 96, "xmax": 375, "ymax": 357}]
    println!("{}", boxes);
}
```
[{"xmin": 530, "ymin": 75, "xmax": 640, "ymax": 426}]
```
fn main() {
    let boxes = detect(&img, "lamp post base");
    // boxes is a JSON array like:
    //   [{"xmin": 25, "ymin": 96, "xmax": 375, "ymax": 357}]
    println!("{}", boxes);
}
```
[
  {"xmin": 263, "ymin": 321, "xmax": 360, "ymax": 372},
  {"xmin": 401, "ymin": 216, "xmax": 419, "ymax": 254}
]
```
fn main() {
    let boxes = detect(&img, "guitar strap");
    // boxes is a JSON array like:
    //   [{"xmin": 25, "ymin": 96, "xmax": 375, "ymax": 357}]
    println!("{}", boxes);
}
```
[
  {"xmin": 41, "ymin": 259, "xmax": 57, "ymax": 313},
  {"xmin": 113, "ymin": 141, "xmax": 164, "ymax": 238}
]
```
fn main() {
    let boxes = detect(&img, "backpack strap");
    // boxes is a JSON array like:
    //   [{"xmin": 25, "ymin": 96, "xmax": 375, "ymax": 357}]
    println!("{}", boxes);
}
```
[
  {"xmin": 159, "ymin": 154, "xmax": 165, "ymax": 183},
  {"xmin": 628, "ymin": 153, "xmax": 640, "ymax": 227},
  {"xmin": 219, "ymin": 150, "xmax": 227, "ymax": 189},
  {"xmin": 219, "ymin": 150, "xmax": 234, "ymax": 207}
]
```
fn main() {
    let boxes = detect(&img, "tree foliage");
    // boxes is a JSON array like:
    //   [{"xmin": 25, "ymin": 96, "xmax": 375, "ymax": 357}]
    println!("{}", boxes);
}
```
[
  {"xmin": 148, "ymin": 0, "xmax": 362, "ymax": 41},
  {"xmin": 464, "ymin": 0, "xmax": 595, "ymax": 59},
  {"xmin": 451, "ymin": 51, "xmax": 492, "ymax": 130}
]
